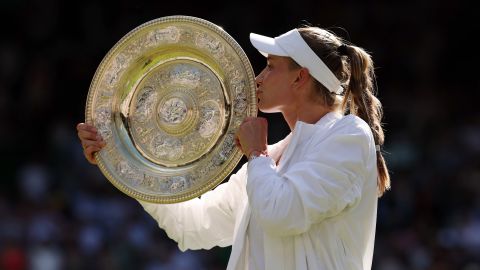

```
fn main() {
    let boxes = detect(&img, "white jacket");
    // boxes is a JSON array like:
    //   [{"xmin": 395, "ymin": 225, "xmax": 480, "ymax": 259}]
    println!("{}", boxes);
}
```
[{"xmin": 138, "ymin": 112, "xmax": 378, "ymax": 270}]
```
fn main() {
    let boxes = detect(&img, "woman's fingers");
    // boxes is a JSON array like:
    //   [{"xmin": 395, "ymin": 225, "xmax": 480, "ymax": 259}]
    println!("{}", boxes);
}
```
[
  {"xmin": 77, "ymin": 129, "xmax": 100, "ymax": 141},
  {"xmin": 77, "ymin": 123, "xmax": 106, "ymax": 164},
  {"xmin": 77, "ymin": 123, "xmax": 102, "ymax": 140},
  {"xmin": 84, "ymin": 145, "xmax": 101, "ymax": 164},
  {"xmin": 81, "ymin": 138, "xmax": 106, "ymax": 149},
  {"xmin": 77, "ymin": 122, "xmax": 97, "ymax": 132},
  {"xmin": 242, "ymin": 117, "xmax": 257, "ymax": 124},
  {"xmin": 234, "ymin": 135, "xmax": 243, "ymax": 152},
  {"xmin": 235, "ymin": 117, "xmax": 268, "ymax": 157}
]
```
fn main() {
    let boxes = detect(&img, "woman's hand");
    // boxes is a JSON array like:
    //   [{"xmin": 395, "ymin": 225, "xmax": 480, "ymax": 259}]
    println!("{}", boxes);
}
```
[
  {"xmin": 76, "ymin": 123, "xmax": 106, "ymax": 164},
  {"xmin": 235, "ymin": 117, "xmax": 268, "ymax": 158}
]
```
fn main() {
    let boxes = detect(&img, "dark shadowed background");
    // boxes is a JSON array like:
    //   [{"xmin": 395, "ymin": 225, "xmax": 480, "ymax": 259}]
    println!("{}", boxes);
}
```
[{"xmin": 1, "ymin": 0, "xmax": 479, "ymax": 269}]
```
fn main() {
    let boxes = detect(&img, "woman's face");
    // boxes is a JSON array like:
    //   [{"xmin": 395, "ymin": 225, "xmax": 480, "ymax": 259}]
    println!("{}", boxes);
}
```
[{"xmin": 255, "ymin": 55, "xmax": 299, "ymax": 113}]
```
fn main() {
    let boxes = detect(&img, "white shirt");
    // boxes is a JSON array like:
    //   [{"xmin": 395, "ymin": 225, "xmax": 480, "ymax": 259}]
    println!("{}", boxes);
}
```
[
  {"xmin": 138, "ymin": 112, "xmax": 378, "ymax": 270},
  {"xmin": 246, "ymin": 215, "xmax": 265, "ymax": 270}
]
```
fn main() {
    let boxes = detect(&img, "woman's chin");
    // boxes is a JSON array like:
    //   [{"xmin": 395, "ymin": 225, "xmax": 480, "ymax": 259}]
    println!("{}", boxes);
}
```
[
  {"xmin": 257, "ymin": 104, "xmax": 267, "ymax": 113},
  {"xmin": 258, "ymin": 106, "xmax": 277, "ymax": 114}
]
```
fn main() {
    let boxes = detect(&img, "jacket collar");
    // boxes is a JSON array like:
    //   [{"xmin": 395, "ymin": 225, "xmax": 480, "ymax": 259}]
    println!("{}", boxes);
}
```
[
  {"xmin": 295, "ymin": 111, "xmax": 343, "ymax": 136},
  {"xmin": 276, "ymin": 111, "xmax": 343, "ymax": 171}
]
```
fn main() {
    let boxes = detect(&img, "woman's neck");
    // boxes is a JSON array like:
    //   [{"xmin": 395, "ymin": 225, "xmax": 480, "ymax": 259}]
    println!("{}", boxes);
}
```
[{"xmin": 282, "ymin": 103, "xmax": 332, "ymax": 131}]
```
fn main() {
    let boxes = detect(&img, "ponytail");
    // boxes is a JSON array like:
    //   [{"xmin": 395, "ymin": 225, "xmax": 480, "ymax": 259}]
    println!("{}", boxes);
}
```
[
  {"xmin": 298, "ymin": 27, "xmax": 391, "ymax": 197},
  {"xmin": 341, "ymin": 45, "xmax": 391, "ymax": 196}
]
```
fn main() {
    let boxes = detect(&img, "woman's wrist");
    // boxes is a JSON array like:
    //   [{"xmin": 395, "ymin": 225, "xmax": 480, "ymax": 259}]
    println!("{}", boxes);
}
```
[{"xmin": 248, "ymin": 149, "xmax": 268, "ymax": 161}]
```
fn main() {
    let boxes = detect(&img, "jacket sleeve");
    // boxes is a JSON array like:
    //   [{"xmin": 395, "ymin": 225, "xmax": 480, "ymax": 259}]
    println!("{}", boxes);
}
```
[
  {"xmin": 246, "ymin": 126, "xmax": 373, "ymax": 236},
  {"xmin": 138, "ymin": 163, "xmax": 248, "ymax": 251}
]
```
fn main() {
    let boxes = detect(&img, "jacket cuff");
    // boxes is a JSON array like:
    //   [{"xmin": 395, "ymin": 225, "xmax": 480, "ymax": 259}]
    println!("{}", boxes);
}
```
[{"xmin": 247, "ymin": 156, "xmax": 276, "ymax": 183}]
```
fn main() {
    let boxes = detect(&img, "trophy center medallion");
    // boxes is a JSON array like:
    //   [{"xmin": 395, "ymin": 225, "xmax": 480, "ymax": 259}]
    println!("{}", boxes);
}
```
[{"xmin": 159, "ymin": 97, "xmax": 188, "ymax": 125}]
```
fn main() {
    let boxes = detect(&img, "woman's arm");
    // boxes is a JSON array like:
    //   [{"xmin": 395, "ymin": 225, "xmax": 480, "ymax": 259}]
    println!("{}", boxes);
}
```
[{"xmin": 138, "ymin": 163, "xmax": 248, "ymax": 251}]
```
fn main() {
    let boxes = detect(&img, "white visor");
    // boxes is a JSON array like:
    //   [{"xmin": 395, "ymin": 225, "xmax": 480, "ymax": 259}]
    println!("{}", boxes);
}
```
[{"xmin": 250, "ymin": 29, "xmax": 343, "ymax": 95}]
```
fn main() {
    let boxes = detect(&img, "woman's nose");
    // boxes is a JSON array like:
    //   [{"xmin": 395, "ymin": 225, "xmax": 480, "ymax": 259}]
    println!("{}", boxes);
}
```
[
  {"xmin": 255, "ymin": 77, "xmax": 261, "ymax": 88},
  {"xmin": 255, "ymin": 70, "xmax": 265, "ymax": 86}
]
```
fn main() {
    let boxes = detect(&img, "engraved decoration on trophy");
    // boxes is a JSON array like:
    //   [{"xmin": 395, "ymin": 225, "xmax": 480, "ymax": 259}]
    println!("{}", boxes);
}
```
[{"xmin": 85, "ymin": 16, "xmax": 256, "ymax": 203}]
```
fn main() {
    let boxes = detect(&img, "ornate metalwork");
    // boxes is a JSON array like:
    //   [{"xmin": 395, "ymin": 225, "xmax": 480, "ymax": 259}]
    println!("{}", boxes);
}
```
[{"xmin": 85, "ymin": 16, "xmax": 256, "ymax": 203}]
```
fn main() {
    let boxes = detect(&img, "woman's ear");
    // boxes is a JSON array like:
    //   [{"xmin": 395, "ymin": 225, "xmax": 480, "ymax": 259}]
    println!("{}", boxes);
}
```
[{"xmin": 293, "ymin": 68, "xmax": 311, "ymax": 88}]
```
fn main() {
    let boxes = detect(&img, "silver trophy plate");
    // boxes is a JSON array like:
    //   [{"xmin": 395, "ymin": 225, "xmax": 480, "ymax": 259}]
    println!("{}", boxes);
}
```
[{"xmin": 85, "ymin": 16, "xmax": 257, "ymax": 203}]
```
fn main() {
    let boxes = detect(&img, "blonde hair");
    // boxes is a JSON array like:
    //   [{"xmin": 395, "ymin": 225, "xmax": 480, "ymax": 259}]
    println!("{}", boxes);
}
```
[{"xmin": 297, "ymin": 27, "xmax": 391, "ymax": 196}]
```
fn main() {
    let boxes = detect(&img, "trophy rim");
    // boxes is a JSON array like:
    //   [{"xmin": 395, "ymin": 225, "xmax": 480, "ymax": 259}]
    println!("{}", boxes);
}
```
[{"xmin": 85, "ymin": 15, "xmax": 256, "ymax": 203}]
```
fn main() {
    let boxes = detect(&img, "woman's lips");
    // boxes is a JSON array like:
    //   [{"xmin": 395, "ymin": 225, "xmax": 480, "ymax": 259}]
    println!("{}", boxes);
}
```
[{"xmin": 256, "ymin": 91, "xmax": 262, "ymax": 103}]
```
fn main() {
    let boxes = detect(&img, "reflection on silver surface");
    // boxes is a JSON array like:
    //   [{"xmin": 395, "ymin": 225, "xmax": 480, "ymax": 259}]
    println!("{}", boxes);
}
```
[{"xmin": 85, "ymin": 16, "xmax": 256, "ymax": 203}]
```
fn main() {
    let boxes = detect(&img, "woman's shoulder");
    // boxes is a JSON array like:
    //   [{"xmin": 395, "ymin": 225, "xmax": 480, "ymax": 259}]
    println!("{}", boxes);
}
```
[
  {"xmin": 332, "ymin": 114, "xmax": 373, "ymax": 137},
  {"xmin": 307, "ymin": 114, "xmax": 374, "ymax": 148}
]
